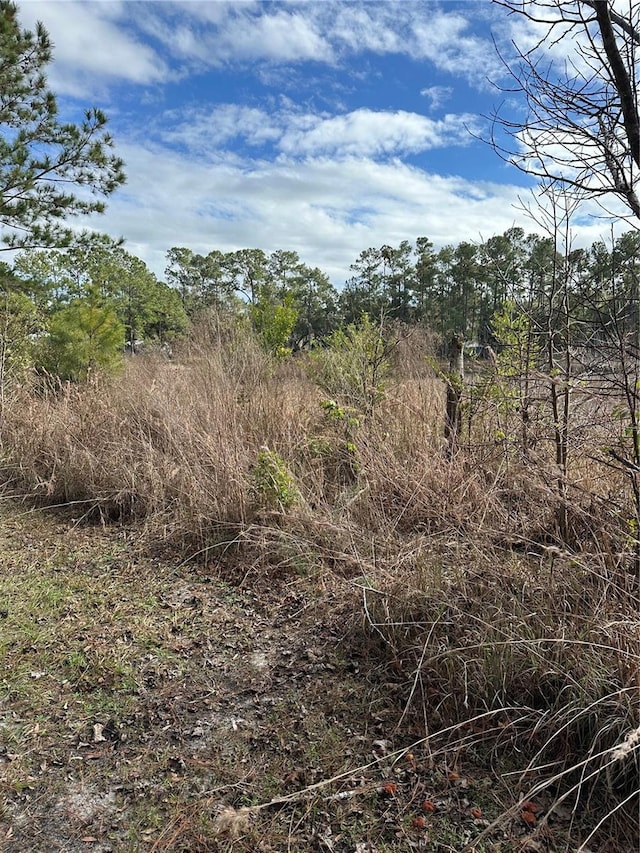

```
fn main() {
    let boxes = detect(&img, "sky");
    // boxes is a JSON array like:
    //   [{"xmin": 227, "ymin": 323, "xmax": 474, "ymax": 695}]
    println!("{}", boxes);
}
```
[{"xmin": 15, "ymin": 0, "xmax": 623, "ymax": 286}]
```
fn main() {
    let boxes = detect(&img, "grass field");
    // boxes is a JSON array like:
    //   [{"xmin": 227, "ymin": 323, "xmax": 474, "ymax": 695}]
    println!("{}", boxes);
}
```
[{"xmin": 0, "ymin": 322, "xmax": 637, "ymax": 851}]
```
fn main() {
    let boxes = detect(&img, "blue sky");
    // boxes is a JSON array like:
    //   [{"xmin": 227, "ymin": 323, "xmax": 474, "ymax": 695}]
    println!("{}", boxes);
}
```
[{"xmin": 17, "ymin": 0, "xmax": 615, "ymax": 285}]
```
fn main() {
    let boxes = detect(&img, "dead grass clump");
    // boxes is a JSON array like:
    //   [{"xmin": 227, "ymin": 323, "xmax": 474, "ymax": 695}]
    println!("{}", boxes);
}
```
[
  {"xmin": 387, "ymin": 322, "xmax": 440, "ymax": 381},
  {"xmin": 355, "ymin": 438, "xmax": 506, "ymax": 537},
  {"xmin": 0, "ymin": 329, "xmax": 320, "ymax": 550},
  {"xmin": 360, "ymin": 540, "xmax": 639, "ymax": 848},
  {"xmin": 0, "ymin": 364, "xmax": 249, "ymax": 535},
  {"xmin": 349, "ymin": 411, "xmax": 571, "ymax": 548},
  {"xmin": 211, "ymin": 805, "xmax": 252, "ymax": 839}
]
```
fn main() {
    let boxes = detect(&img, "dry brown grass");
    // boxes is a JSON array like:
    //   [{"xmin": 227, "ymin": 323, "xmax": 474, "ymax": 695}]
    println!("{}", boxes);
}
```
[
  {"xmin": 0, "ymin": 318, "xmax": 321, "ymax": 550},
  {"xmin": 0, "ymin": 318, "xmax": 638, "ymax": 849}
]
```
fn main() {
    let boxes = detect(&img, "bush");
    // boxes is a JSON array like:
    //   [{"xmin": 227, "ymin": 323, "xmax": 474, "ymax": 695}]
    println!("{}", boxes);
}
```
[
  {"xmin": 42, "ymin": 293, "xmax": 124, "ymax": 381},
  {"xmin": 308, "ymin": 314, "xmax": 390, "ymax": 414},
  {"xmin": 250, "ymin": 448, "xmax": 299, "ymax": 512}
]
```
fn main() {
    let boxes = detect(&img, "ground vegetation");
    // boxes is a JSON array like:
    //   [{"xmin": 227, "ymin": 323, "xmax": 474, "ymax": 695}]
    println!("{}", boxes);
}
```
[{"xmin": 0, "ymin": 313, "xmax": 637, "ymax": 851}]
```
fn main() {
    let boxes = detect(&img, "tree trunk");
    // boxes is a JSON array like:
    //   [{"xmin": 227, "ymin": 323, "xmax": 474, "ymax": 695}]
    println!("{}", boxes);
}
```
[{"xmin": 445, "ymin": 334, "xmax": 464, "ymax": 458}]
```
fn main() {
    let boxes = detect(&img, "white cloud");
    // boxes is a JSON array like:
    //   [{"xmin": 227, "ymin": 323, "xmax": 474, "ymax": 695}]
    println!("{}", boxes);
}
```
[
  {"xmin": 137, "ymin": 3, "xmax": 334, "ymax": 66},
  {"xmin": 158, "ymin": 104, "xmax": 479, "ymax": 160},
  {"xmin": 278, "ymin": 109, "xmax": 479, "ymax": 157},
  {"xmin": 17, "ymin": 1, "xmax": 171, "ymax": 98},
  {"xmin": 322, "ymin": 0, "xmax": 502, "ymax": 90},
  {"xmin": 165, "ymin": 1, "xmax": 257, "ymax": 27},
  {"xmin": 224, "ymin": 8, "xmax": 334, "ymax": 63},
  {"xmin": 81, "ymin": 137, "xmax": 539, "ymax": 285},
  {"xmin": 160, "ymin": 105, "xmax": 283, "ymax": 153},
  {"xmin": 329, "ymin": 4, "xmax": 406, "ymax": 53},
  {"xmin": 411, "ymin": 11, "xmax": 504, "ymax": 85},
  {"xmin": 420, "ymin": 86, "xmax": 454, "ymax": 110}
]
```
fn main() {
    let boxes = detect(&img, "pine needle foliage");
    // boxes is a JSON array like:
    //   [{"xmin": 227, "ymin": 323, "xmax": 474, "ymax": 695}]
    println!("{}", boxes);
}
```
[{"xmin": 0, "ymin": 1, "xmax": 125, "ymax": 250}]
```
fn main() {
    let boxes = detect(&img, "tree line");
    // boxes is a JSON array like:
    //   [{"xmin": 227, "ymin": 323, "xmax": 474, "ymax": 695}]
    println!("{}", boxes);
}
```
[
  {"xmin": 164, "ymin": 227, "xmax": 640, "ymax": 357},
  {"xmin": 2, "ymin": 222, "xmax": 640, "ymax": 383},
  {"xmin": 1, "ymin": 0, "xmax": 639, "ymax": 387}
]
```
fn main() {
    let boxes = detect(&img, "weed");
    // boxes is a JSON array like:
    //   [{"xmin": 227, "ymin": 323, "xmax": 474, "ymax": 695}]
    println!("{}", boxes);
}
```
[{"xmin": 251, "ymin": 447, "xmax": 300, "ymax": 512}]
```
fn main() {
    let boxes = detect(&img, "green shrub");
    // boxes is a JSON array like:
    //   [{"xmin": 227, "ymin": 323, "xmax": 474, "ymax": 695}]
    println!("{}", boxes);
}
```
[
  {"xmin": 41, "ymin": 288, "xmax": 124, "ymax": 381},
  {"xmin": 309, "ymin": 314, "xmax": 390, "ymax": 414},
  {"xmin": 251, "ymin": 448, "xmax": 299, "ymax": 511},
  {"xmin": 250, "ymin": 293, "xmax": 297, "ymax": 358}
]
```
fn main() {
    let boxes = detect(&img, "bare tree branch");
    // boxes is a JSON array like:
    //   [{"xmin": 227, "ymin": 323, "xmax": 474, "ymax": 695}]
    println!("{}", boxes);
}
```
[
  {"xmin": 582, "ymin": 0, "xmax": 640, "ymax": 46},
  {"xmin": 490, "ymin": 0, "xmax": 640, "ymax": 221},
  {"xmin": 591, "ymin": 0, "xmax": 640, "ymax": 168}
]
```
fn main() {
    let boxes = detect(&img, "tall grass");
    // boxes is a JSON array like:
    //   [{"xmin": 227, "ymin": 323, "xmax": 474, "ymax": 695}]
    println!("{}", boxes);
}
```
[{"xmin": 0, "ymin": 317, "xmax": 637, "ymax": 849}]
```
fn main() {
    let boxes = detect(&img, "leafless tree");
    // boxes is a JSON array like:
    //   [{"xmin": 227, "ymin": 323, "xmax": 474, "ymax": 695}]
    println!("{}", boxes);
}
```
[
  {"xmin": 491, "ymin": 0, "xmax": 640, "ymax": 221},
  {"xmin": 492, "ymin": 3, "xmax": 640, "ymax": 571}
]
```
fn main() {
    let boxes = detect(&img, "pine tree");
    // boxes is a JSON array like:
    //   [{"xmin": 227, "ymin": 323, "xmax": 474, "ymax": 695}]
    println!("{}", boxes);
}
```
[
  {"xmin": 0, "ymin": 1, "xmax": 125, "ymax": 249},
  {"xmin": 43, "ymin": 285, "xmax": 124, "ymax": 381}
]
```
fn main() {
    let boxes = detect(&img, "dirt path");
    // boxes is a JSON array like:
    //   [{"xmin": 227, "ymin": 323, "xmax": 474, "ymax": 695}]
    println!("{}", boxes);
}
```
[{"xmin": 0, "ymin": 504, "xmax": 538, "ymax": 852}]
